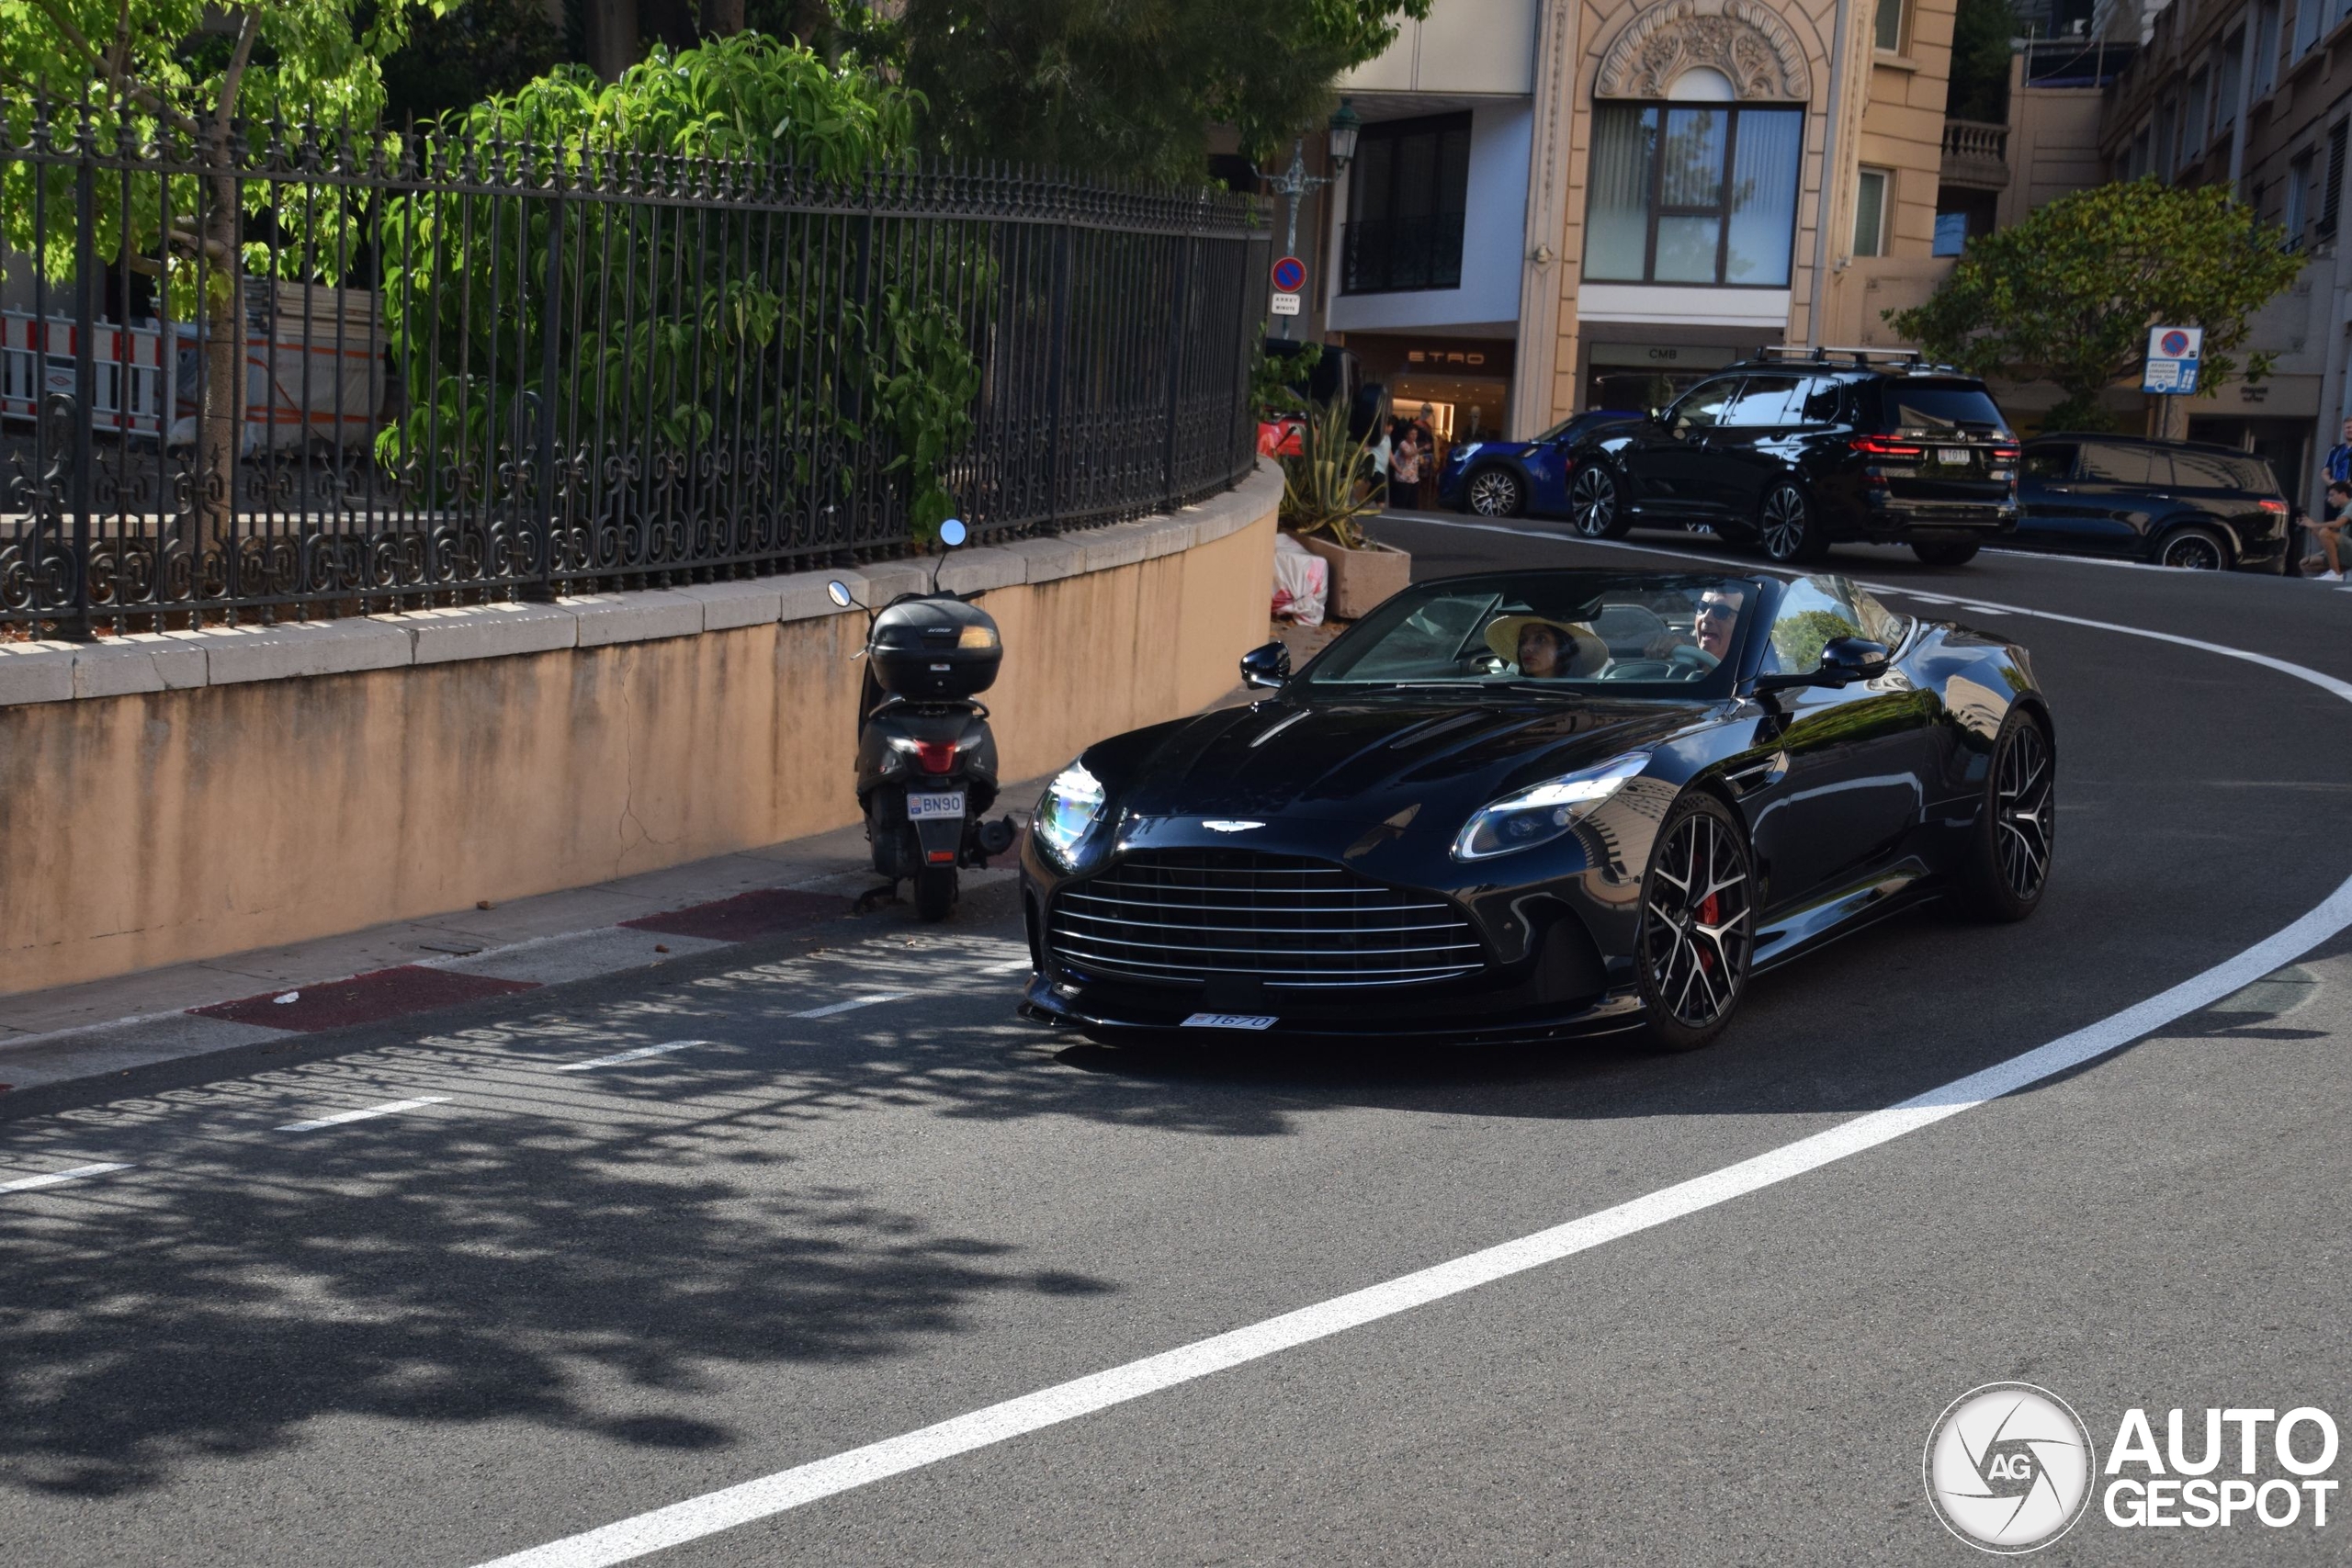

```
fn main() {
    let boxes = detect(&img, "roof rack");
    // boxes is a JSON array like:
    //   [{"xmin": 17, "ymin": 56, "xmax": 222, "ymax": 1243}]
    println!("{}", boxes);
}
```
[{"xmin": 1751, "ymin": 344, "xmax": 1962, "ymax": 374}]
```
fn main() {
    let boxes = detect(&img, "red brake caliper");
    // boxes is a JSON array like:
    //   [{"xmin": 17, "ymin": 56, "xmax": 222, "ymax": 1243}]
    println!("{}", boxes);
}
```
[{"xmin": 1695, "ymin": 893, "xmax": 1719, "ymax": 971}]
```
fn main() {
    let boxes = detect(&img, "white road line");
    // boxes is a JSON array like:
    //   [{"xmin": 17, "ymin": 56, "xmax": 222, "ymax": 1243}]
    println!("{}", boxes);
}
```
[
  {"xmin": 556, "ymin": 1040, "xmax": 715, "ymax": 1071},
  {"xmin": 275, "ymin": 1096, "xmax": 453, "ymax": 1133},
  {"xmin": 788, "ymin": 993, "xmax": 910, "ymax": 1019},
  {"xmin": 467, "ymin": 589, "xmax": 2352, "ymax": 1568},
  {"xmin": 0, "ymin": 1162, "xmax": 133, "ymax": 1194},
  {"xmin": 978, "ymin": 960, "xmax": 1033, "ymax": 976}
]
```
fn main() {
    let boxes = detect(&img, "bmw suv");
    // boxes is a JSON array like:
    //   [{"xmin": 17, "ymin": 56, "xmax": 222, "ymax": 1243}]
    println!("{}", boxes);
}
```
[{"xmin": 1454, "ymin": 348, "xmax": 2020, "ymax": 566}]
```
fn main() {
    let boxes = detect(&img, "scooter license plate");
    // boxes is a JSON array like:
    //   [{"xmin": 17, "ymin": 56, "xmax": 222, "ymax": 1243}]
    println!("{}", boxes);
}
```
[{"xmin": 906, "ymin": 790, "xmax": 966, "ymax": 821}]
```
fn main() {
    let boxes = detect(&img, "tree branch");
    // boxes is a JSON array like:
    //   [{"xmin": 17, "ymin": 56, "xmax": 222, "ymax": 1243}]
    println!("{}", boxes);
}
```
[
  {"xmin": 21, "ymin": 0, "xmax": 200, "ymax": 135},
  {"xmin": 213, "ymin": 8, "xmax": 262, "ymax": 141}
]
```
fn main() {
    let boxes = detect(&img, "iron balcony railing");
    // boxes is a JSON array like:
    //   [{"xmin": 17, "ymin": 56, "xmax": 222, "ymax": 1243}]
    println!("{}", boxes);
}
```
[
  {"xmin": 0, "ymin": 96, "xmax": 1270, "ymax": 634},
  {"xmin": 1340, "ymin": 213, "xmax": 1466, "ymax": 295}
]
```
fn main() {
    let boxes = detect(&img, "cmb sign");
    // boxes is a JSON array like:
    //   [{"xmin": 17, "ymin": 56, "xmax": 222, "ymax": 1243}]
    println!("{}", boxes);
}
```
[{"xmin": 2143, "ymin": 324, "xmax": 2203, "ymax": 395}]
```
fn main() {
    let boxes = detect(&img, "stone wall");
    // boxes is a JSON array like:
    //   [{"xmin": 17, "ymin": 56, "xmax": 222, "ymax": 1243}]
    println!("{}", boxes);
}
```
[{"xmin": 0, "ymin": 470, "xmax": 1280, "ymax": 995}]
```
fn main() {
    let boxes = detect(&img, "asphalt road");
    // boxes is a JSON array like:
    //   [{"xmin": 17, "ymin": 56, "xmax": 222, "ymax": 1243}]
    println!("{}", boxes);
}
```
[{"xmin": 5, "ymin": 519, "xmax": 2351, "ymax": 1566}]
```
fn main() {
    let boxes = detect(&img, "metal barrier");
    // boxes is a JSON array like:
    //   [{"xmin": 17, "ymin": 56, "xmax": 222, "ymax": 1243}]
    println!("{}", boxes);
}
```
[{"xmin": 0, "ymin": 98, "xmax": 1269, "ymax": 632}]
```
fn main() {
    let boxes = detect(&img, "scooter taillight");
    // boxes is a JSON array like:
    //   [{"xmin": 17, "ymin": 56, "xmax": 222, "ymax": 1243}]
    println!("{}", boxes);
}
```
[{"xmin": 913, "ymin": 739, "xmax": 959, "ymax": 774}]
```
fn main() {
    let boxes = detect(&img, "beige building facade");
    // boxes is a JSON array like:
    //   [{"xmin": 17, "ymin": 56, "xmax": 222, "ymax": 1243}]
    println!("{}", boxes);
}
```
[{"xmin": 1315, "ymin": 0, "xmax": 1964, "ymax": 439}]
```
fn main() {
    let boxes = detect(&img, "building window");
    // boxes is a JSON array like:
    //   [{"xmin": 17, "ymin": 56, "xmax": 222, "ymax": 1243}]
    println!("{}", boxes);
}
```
[
  {"xmin": 2287, "ymin": 148, "xmax": 2314, "ymax": 244},
  {"xmin": 2322, "ymin": 119, "xmax": 2348, "ymax": 242},
  {"xmin": 2256, "ymin": 0, "xmax": 2282, "ymax": 96},
  {"xmin": 1874, "ymin": 0, "xmax": 1905, "ymax": 51},
  {"xmin": 2217, "ymin": 28, "xmax": 2244, "ymax": 130},
  {"xmin": 1583, "ymin": 102, "xmax": 1804, "ymax": 287},
  {"xmin": 2294, "ymin": 0, "xmax": 2321, "ymax": 58},
  {"xmin": 2184, "ymin": 69, "xmax": 2210, "ymax": 164},
  {"xmin": 1340, "ymin": 112, "xmax": 1472, "ymax": 295},
  {"xmin": 1854, "ymin": 168, "xmax": 1891, "ymax": 257}
]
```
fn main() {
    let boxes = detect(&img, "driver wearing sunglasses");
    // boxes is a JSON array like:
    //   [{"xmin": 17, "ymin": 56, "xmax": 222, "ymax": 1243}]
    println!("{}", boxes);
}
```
[{"xmin": 1693, "ymin": 587, "xmax": 1746, "ymax": 660}]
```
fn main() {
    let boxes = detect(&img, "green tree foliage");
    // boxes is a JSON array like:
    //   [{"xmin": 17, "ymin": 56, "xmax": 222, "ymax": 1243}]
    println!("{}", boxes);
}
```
[
  {"xmin": 2, "ymin": 0, "xmax": 451, "ymax": 522},
  {"xmin": 379, "ymin": 36, "xmax": 979, "ymax": 538},
  {"xmin": 871, "ymin": 0, "xmax": 1433, "ymax": 184},
  {"xmin": 1944, "ymin": 0, "xmax": 2016, "ymax": 125},
  {"xmin": 1888, "ymin": 178, "xmax": 2303, "ymax": 431}
]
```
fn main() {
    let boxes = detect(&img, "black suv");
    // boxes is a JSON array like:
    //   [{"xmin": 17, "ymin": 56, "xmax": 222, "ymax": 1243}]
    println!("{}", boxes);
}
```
[
  {"xmin": 1544, "ymin": 347, "xmax": 2019, "ymax": 566},
  {"xmin": 2014, "ymin": 434, "xmax": 2289, "ymax": 572}
]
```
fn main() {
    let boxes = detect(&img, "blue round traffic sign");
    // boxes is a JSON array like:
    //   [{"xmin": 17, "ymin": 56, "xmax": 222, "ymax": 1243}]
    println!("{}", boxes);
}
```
[
  {"xmin": 1271, "ymin": 255, "xmax": 1306, "ymax": 293},
  {"xmin": 2160, "ymin": 329, "xmax": 2191, "ymax": 356}
]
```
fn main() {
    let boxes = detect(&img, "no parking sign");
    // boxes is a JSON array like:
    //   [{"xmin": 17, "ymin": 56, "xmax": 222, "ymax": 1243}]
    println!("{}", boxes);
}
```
[
  {"xmin": 1270, "ymin": 254, "xmax": 1306, "ymax": 317},
  {"xmin": 2143, "ymin": 325, "xmax": 2203, "ymax": 394}
]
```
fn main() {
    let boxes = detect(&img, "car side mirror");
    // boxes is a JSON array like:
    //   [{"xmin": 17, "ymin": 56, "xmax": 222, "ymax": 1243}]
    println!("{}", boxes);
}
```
[
  {"xmin": 1239, "ymin": 640, "xmax": 1292, "ymax": 689},
  {"xmin": 1750, "ymin": 637, "xmax": 1891, "ymax": 694},
  {"xmin": 1817, "ymin": 636, "xmax": 1892, "ymax": 684}
]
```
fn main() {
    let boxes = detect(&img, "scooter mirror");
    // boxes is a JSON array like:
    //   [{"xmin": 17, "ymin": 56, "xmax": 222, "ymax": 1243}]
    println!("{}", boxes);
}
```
[
  {"xmin": 939, "ymin": 518, "xmax": 967, "ymax": 548},
  {"xmin": 825, "ymin": 581, "xmax": 854, "ymax": 609}
]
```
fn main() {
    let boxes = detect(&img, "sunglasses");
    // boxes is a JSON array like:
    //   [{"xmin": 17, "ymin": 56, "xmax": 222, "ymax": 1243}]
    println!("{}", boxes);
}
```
[{"xmin": 1697, "ymin": 602, "xmax": 1738, "ymax": 620}]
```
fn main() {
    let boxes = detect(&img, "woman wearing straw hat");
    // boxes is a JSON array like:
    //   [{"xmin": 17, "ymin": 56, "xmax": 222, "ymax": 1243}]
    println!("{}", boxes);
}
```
[{"xmin": 1482, "ymin": 614, "xmax": 1609, "ymax": 679}]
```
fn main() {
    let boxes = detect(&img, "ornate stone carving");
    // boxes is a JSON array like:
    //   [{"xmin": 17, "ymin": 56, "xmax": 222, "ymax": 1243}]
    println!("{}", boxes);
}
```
[{"xmin": 1595, "ymin": 0, "xmax": 1813, "ymax": 103}]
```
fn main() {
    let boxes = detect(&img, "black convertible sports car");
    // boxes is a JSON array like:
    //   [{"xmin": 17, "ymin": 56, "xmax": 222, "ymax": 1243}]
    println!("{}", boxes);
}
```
[{"xmin": 1018, "ymin": 570, "xmax": 2053, "ymax": 1051}]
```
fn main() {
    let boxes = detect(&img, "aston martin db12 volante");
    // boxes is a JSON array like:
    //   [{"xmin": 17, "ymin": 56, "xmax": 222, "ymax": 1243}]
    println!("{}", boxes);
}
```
[{"xmin": 1018, "ymin": 570, "xmax": 2053, "ymax": 1051}]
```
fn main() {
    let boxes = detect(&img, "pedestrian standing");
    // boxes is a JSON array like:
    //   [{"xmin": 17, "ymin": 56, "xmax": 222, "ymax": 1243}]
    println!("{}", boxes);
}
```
[
  {"xmin": 1391, "ymin": 423, "xmax": 1424, "ymax": 512},
  {"xmin": 2324, "ymin": 417, "xmax": 2352, "ymax": 495},
  {"xmin": 1367, "ymin": 418, "xmax": 1393, "ymax": 508}
]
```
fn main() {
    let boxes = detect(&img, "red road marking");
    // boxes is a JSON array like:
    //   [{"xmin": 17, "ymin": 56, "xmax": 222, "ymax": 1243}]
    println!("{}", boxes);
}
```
[
  {"xmin": 620, "ymin": 887, "xmax": 852, "ymax": 942},
  {"xmin": 194, "ymin": 966, "xmax": 539, "ymax": 1032}
]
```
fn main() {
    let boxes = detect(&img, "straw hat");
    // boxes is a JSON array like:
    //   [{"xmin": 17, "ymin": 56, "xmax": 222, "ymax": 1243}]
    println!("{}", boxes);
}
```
[{"xmin": 1484, "ymin": 615, "xmax": 1607, "ymax": 677}]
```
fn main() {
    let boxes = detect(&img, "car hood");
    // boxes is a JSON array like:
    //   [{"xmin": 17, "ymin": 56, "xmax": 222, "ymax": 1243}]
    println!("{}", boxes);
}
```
[{"xmin": 1095, "ymin": 694, "xmax": 1712, "ymax": 827}]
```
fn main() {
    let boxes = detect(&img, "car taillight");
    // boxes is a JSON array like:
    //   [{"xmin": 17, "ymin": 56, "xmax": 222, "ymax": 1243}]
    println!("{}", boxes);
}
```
[
  {"xmin": 2259, "ymin": 498, "xmax": 2289, "ymax": 514},
  {"xmin": 914, "ymin": 740, "xmax": 959, "ymax": 773},
  {"xmin": 1990, "ymin": 444, "xmax": 2021, "ymax": 461},
  {"xmin": 1851, "ymin": 435, "xmax": 1925, "ymax": 458}
]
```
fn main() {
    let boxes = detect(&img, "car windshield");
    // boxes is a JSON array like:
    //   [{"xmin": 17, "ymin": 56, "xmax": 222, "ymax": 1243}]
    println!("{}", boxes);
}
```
[{"xmin": 1303, "ymin": 571, "xmax": 1759, "ymax": 696}]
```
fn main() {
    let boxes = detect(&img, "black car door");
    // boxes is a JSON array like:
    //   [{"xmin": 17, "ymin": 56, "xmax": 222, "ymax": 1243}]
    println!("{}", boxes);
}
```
[
  {"xmin": 1744, "ymin": 578, "xmax": 1939, "ymax": 912},
  {"xmin": 1623, "ymin": 376, "xmax": 1743, "ymax": 523},
  {"xmin": 1701, "ymin": 374, "xmax": 1807, "ymax": 522},
  {"xmin": 2065, "ymin": 442, "xmax": 2170, "ymax": 551},
  {"xmin": 2013, "ymin": 441, "xmax": 2086, "ymax": 547}
]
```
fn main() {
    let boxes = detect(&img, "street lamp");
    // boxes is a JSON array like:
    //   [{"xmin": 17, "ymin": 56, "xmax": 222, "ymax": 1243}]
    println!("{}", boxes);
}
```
[{"xmin": 1261, "ymin": 101, "xmax": 1363, "ymax": 337}]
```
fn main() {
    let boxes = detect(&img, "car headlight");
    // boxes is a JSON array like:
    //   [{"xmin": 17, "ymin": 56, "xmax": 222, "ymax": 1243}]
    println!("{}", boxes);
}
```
[
  {"xmin": 1034, "ymin": 760, "xmax": 1106, "ymax": 868},
  {"xmin": 1453, "ymin": 752, "xmax": 1650, "ymax": 862}
]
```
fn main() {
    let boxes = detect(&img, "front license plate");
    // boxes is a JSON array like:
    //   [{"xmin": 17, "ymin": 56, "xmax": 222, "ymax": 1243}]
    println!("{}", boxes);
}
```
[
  {"xmin": 1182, "ymin": 1012, "xmax": 1278, "ymax": 1031},
  {"xmin": 906, "ymin": 790, "xmax": 965, "ymax": 820},
  {"xmin": 1938, "ymin": 446, "xmax": 1973, "ymax": 465}
]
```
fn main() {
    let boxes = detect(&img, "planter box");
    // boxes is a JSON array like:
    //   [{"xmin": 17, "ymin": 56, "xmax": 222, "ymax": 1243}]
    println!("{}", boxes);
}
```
[{"xmin": 1297, "ymin": 535, "xmax": 1411, "ymax": 621}]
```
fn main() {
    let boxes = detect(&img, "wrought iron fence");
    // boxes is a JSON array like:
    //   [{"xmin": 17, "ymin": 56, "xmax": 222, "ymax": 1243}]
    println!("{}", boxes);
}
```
[{"xmin": 0, "ymin": 97, "xmax": 1269, "ymax": 633}]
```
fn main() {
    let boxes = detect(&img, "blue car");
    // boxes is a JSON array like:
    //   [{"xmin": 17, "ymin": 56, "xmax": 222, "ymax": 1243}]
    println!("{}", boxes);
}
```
[{"xmin": 1437, "ymin": 410, "xmax": 1645, "ymax": 523}]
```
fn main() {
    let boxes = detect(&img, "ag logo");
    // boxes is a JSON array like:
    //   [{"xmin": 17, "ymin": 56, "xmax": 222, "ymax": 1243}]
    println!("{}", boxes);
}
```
[{"xmin": 1924, "ymin": 1383, "xmax": 2097, "ymax": 1553}]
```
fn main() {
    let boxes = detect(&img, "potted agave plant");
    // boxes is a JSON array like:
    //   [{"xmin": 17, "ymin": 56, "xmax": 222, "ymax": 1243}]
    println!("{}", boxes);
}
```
[{"xmin": 1280, "ymin": 399, "xmax": 1411, "ymax": 620}]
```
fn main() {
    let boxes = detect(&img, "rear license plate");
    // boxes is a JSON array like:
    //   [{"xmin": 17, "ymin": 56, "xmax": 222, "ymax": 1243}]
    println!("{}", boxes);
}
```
[
  {"xmin": 906, "ymin": 790, "xmax": 965, "ymax": 820},
  {"xmin": 1938, "ymin": 447, "xmax": 1972, "ymax": 465},
  {"xmin": 1182, "ymin": 1013, "xmax": 1277, "ymax": 1031}
]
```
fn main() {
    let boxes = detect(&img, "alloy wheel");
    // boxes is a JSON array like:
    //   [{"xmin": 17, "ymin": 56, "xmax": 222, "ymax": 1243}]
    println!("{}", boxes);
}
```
[
  {"xmin": 1467, "ymin": 469, "xmax": 1522, "ymax": 517},
  {"xmin": 2160, "ymin": 531, "xmax": 2224, "ymax": 570},
  {"xmin": 1569, "ymin": 466, "xmax": 1618, "ymax": 537},
  {"xmin": 1760, "ymin": 485, "xmax": 1810, "ymax": 561},
  {"xmin": 1994, "ymin": 722, "xmax": 2054, "ymax": 902},
  {"xmin": 1641, "ymin": 809, "xmax": 1752, "ymax": 1030}
]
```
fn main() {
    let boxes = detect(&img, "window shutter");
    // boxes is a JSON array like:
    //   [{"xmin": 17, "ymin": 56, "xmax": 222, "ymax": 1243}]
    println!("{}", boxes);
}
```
[{"xmin": 2323, "ymin": 120, "xmax": 2348, "ymax": 241}]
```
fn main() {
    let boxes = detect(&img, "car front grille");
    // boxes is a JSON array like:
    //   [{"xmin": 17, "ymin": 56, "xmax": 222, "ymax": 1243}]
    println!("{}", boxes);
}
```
[{"xmin": 1046, "ymin": 850, "xmax": 1484, "ymax": 989}]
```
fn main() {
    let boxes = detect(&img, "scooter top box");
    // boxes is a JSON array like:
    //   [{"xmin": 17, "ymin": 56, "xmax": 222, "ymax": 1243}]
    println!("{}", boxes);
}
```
[{"xmin": 868, "ymin": 596, "xmax": 1003, "ymax": 699}]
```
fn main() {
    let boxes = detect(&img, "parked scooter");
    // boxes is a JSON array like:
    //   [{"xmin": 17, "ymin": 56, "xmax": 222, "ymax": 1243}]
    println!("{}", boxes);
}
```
[{"xmin": 827, "ymin": 520, "xmax": 1021, "ymax": 920}]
